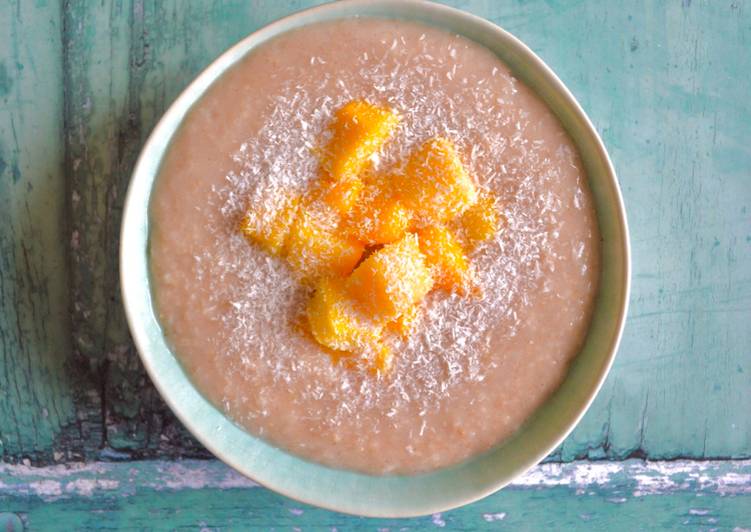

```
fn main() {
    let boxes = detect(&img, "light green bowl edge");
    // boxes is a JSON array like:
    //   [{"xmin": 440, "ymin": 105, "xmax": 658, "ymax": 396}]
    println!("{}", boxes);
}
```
[{"xmin": 120, "ymin": 0, "xmax": 631, "ymax": 518}]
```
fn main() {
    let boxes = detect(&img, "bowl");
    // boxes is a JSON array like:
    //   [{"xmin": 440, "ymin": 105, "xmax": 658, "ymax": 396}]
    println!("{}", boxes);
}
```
[{"xmin": 120, "ymin": 0, "xmax": 630, "ymax": 517}]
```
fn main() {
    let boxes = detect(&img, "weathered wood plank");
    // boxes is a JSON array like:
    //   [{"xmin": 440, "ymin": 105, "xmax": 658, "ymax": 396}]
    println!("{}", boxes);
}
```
[
  {"xmin": 1, "ymin": 0, "xmax": 749, "ymax": 463},
  {"xmin": 0, "ymin": 459, "xmax": 749, "ymax": 529},
  {"xmin": 518, "ymin": 0, "xmax": 751, "ymax": 461},
  {"xmin": 0, "ymin": 0, "xmax": 83, "ymax": 461}
]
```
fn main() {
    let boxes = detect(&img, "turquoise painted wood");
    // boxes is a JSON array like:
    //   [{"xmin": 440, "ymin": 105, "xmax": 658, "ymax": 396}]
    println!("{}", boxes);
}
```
[
  {"xmin": 0, "ymin": 0, "xmax": 749, "ymax": 527},
  {"xmin": 3, "ymin": 0, "xmax": 748, "ymax": 465},
  {"xmin": 0, "ymin": 0, "xmax": 78, "ymax": 461},
  {"xmin": 0, "ymin": 460, "xmax": 749, "ymax": 529}
]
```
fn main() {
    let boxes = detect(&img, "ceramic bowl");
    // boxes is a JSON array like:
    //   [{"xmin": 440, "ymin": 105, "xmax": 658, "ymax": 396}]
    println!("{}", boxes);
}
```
[{"xmin": 121, "ymin": 0, "xmax": 630, "ymax": 517}]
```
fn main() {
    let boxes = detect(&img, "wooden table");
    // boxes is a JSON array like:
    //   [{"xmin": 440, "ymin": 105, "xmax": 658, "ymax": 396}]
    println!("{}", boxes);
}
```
[{"xmin": 1, "ymin": 1, "xmax": 749, "ymax": 529}]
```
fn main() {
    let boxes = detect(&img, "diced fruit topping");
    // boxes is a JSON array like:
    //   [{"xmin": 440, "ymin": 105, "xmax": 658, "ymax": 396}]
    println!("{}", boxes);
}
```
[
  {"xmin": 307, "ymin": 277, "xmax": 381, "ymax": 354},
  {"xmin": 371, "ymin": 343, "xmax": 394, "ymax": 374},
  {"xmin": 284, "ymin": 206, "xmax": 364, "ymax": 280},
  {"xmin": 343, "ymin": 181, "xmax": 411, "ymax": 245},
  {"xmin": 387, "ymin": 303, "xmax": 421, "ymax": 338},
  {"xmin": 321, "ymin": 176, "xmax": 364, "ymax": 215},
  {"xmin": 346, "ymin": 234, "xmax": 433, "ymax": 322},
  {"xmin": 239, "ymin": 100, "xmax": 501, "ymax": 373},
  {"xmin": 395, "ymin": 137, "xmax": 478, "ymax": 227},
  {"xmin": 458, "ymin": 194, "xmax": 499, "ymax": 245},
  {"xmin": 239, "ymin": 193, "xmax": 300, "ymax": 256},
  {"xmin": 417, "ymin": 225, "xmax": 471, "ymax": 293},
  {"xmin": 306, "ymin": 276, "xmax": 392, "ymax": 374},
  {"xmin": 322, "ymin": 100, "xmax": 399, "ymax": 182}
]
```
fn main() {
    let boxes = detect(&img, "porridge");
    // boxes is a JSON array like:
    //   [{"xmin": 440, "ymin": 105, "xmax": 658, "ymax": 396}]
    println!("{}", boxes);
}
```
[{"xmin": 149, "ymin": 18, "xmax": 600, "ymax": 474}]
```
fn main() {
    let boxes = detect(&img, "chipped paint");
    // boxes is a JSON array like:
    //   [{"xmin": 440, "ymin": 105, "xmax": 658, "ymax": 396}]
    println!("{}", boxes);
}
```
[
  {"xmin": 1, "ymin": 460, "xmax": 749, "ymax": 501},
  {"xmin": 28, "ymin": 480, "xmax": 62, "ymax": 497},
  {"xmin": 514, "ymin": 460, "xmax": 751, "ymax": 497},
  {"xmin": 0, "ymin": 460, "xmax": 749, "ymax": 528},
  {"xmin": 1, "ymin": 3, "xmax": 750, "ymax": 529},
  {"xmin": 64, "ymin": 478, "xmax": 119, "ymax": 497},
  {"xmin": 0, "ymin": 460, "xmax": 255, "ymax": 501}
]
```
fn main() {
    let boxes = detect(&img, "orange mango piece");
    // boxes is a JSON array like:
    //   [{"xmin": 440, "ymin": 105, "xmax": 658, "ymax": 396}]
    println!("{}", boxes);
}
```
[
  {"xmin": 306, "ymin": 277, "xmax": 392, "ymax": 374},
  {"xmin": 322, "ymin": 176, "xmax": 364, "ymax": 215},
  {"xmin": 344, "ymin": 181, "xmax": 411, "ymax": 245},
  {"xmin": 459, "ymin": 194, "xmax": 499, "ymax": 245},
  {"xmin": 371, "ymin": 343, "xmax": 394, "ymax": 374},
  {"xmin": 284, "ymin": 207, "xmax": 364, "ymax": 280},
  {"xmin": 307, "ymin": 277, "xmax": 380, "ymax": 352},
  {"xmin": 346, "ymin": 234, "xmax": 433, "ymax": 322},
  {"xmin": 387, "ymin": 303, "xmax": 421, "ymax": 338},
  {"xmin": 418, "ymin": 225, "xmax": 471, "ymax": 293},
  {"xmin": 395, "ymin": 137, "xmax": 478, "ymax": 227},
  {"xmin": 239, "ymin": 193, "xmax": 300, "ymax": 256},
  {"xmin": 323, "ymin": 100, "xmax": 399, "ymax": 182}
]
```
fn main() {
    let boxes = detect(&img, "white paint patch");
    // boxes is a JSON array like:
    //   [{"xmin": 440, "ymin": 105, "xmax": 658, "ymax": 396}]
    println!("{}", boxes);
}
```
[
  {"xmin": 689, "ymin": 508, "xmax": 710, "ymax": 515},
  {"xmin": 28, "ymin": 480, "xmax": 62, "ymax": 497},
  {"xmin": 216, "ymin": 470, "xmax": 259, "ymax": 489},
  {"xmin": 158, "ymin": 462, "xmax": 257, "ymax": 490},
  {"xmin": 289, "ymin": 508, "xmax": 304, "ymax": 516},
  {"xmin": 0, "ymin": 461, "xmax": 108, "ymax": 478},
  {"xmin": 514, "ymin": 461, "xmax": 623, "ymax": 487},
  {"xmin": 0, "ymin": 459, "xmax": 748, "ymax": 502},
  {"xmin": 483, "ymin": 512, "xmax": 507, "ymax": 522},
  {"xmin": 513, "ymin": 460, "xmax": 751, "ymax": 497},
  {"xmin": 64, "ymin": 478, "xmax": 119, "ymax": 497},
  {"xmin": 431, "ymin": 513, "xmax": 446, "ymax": 527}
]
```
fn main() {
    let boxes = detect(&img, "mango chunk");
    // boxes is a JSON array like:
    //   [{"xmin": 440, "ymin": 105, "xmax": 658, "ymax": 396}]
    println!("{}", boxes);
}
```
[
  {"xmin": 372, "ymin": 343, "xmax": 394, "ymax": 374},
  {"xmin": 346, "ymin": 234, "xmax": 433, "ymax": 322},
  {"xmin": 418, "ymin": 225, "xmax": 470, "ymax": 293},
  {"xmin": 323, "ymin": 100, "xmax": 399, "ymax": 182},
  {"xmin": 307, "ymin": 277, "xmax": 380, "ymax": 352},
  {"xmin": 344, "ymin": 182, "xmax": 411, "ymax": 245},
  {"xmin": 459, "ymin": 194, "xmax": 499, "ymax": 245},
  {"xmin": 239, "ymin": 193, "xmax": 300, "ymax": 256},
  {"xmin": 395, "ymin": 137, "xmax": 478, "ymax": 227},
  {"xmin": 387, "ymin": 303, "xmax": 420, "ymax": 338},
  {"xmin": 322, "ymin": 176, "xmax": 364, "ymax": 215},
  {"xmin": 285, "ymin": 207, "xmax": 364, "ymax": 280},
  {"xmin": 307, "ymin": 277, "xmax": 392, "ymax": 374}
]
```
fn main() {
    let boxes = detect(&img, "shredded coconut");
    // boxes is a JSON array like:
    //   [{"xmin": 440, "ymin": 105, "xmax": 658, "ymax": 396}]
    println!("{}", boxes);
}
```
[
  {"xmin": 152, "ymin": 19, "xmax": 598, "ymax": 474},
  {"xmin": 206, "ymin": 35, "xmax": 557, "ymax": 425}
]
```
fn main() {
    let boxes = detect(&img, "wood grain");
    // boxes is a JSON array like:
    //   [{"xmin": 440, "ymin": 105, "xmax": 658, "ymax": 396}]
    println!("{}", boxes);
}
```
[
  {"xmin": 0, "ymin": 0, "xmax": 749, "ymax": 465},
  {"xmin": 0, "ymin": 459, "xmax": 749, "ymax": 529},
  {"xmin": 525, "ymin": 0, "xmax": 751, "ymax": 461},
  {"xmin": 0, "ymin": 0, "xmax": 80, "ymax": 462}
]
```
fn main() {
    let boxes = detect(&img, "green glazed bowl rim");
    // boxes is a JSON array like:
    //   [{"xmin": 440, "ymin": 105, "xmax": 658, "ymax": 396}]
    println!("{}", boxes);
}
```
[{"xmin": 121, "ymin": 0, "xmax": 630, "ymax": 518}]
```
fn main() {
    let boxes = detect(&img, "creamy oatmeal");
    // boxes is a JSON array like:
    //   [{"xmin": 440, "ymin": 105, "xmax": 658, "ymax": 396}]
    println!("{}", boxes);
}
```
[{"xmin": 149, "ymin": 18, "xmax": 600, "ymax": 474}]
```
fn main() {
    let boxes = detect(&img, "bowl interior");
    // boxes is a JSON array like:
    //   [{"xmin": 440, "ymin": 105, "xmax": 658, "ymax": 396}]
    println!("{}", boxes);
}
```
[{"xmin": 121, "ymin": 0, "xmax": 629, "ymax": 518}]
